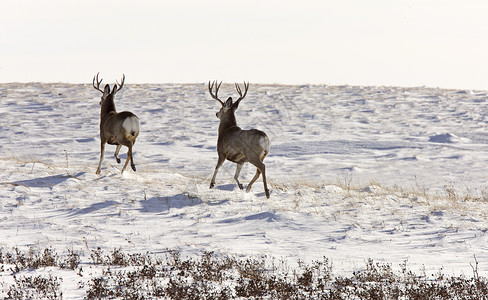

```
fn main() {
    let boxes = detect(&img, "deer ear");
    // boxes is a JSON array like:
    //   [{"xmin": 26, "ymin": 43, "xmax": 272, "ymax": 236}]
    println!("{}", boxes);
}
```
[
  {"xmin": 111, "ymin": 84, "xmax": 118, "ymax": 96},
  {"xmin": 232, "ymin": 99, "xmax": 241, "ymax": 110},
  {"xmin": 225, "ymin": 97, "xmax": 233, "ymax": 107},
  {"xmin": 103, "ymin": 84, "xmax": 111, "ymax": 96}
]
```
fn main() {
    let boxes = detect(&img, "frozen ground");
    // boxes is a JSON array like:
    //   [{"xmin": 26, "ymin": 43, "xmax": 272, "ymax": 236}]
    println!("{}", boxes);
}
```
[{"xmin": 1, "ymin": 82, "xmax": 488, "ymax": 296}]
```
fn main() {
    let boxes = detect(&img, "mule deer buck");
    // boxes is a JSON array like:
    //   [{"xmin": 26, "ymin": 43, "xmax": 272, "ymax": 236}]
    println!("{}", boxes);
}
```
[
  {"xmin": 208, "ymin": 81, "xmax": 271, "ymax": 198},
  {"xmin": 93, "ymin": 73, "xmax": 140, "ymax": 174}
]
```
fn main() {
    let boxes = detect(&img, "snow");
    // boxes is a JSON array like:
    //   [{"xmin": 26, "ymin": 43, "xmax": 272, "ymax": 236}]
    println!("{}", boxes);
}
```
[{"xmin": 1, "ymin": 82, "xmax": 488, "ymax": 297}]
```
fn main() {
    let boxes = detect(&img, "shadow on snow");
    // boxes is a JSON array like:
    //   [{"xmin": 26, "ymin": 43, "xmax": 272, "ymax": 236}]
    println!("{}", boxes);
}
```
[
  {"xmin": 11, "ymin": 172, "xmax": 85, "ymax": 188},
  {"xmin": 140, "ymin": 193, "xmax": 203, "ymax": 214},
  {"xmin": 71, "ymin": 200, "xmax": 120, "ymax": 216}
]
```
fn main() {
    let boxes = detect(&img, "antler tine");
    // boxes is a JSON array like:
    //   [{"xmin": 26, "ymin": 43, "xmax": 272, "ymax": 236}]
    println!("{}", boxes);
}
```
[
  {"xmin": 235, "ymin": 81, "xmax": 249, "ymax": 101},
  {"xmin": 92, "ymin": 72, "xmax": 104, "ymax": 93},
  {"xmin": 116, "ymin": 74, "xmax": 125, "ymax": 92},
  {"xmin": 208, "ymin": 80, "xmax": 224, "ymax": 105}
]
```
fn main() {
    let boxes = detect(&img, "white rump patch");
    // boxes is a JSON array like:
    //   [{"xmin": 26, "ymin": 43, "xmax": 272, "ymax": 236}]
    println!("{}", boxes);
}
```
[{"xmin": 122, "ymin": 116, "xmax": 140, "ymax": 137}]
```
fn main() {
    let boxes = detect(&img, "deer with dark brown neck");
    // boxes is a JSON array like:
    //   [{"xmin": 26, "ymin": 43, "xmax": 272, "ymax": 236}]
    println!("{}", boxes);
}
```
[
  {"xmin": 208, "ymin": 81, "xmax": 271, "ymax": 198},
  {"xmin": 93, "ymin": 73, "xmax": 140, "ymax": 174}
]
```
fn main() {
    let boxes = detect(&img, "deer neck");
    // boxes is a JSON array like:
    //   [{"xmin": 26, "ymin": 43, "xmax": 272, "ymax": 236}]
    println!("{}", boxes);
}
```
[
  {"xmin": 218, "ymin": 113, "xmax": 239, "ymax": 136},
  {"xmin": 100, "ymin": 100, "xmax": 116, "ymax": 121}
]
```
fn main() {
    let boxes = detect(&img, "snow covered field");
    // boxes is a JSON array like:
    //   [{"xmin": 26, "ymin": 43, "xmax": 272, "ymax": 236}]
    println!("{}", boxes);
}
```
[{"xmin": 1, "ymin": 82, "xmax": 488, "ymax": 296}]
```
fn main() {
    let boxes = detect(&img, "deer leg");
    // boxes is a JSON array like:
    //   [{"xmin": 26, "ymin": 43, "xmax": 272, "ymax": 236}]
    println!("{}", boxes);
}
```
[
  {"xmin": 210, "ymin": 156, "xmax": 225, "ymax": 189},
  {"xmin": 234, "ymin": 163, "xmax": 244, "ymax": 190},
  {"xmin": 96, "ymin": 142, "xmax": 106, "ymax": 174},
  {"xmin": 129, "ymin": 145, "xmax": 136, "ymax": 171},
  {"xmin": 247, "ymin": 160, "xmax": 270, "ymax": 199},
  {"xmin": 246, "ymin": 169, "xmax": 261, "ymax": 193},
  {"xmin": 114, "ymin": 145, "xmax": 122, "ymax": 163},
  {"xmin": 261, "ymin": 164, "xmax": 270, "ymax": 199},
  {"xmin": 120, "ymin": 147, "xmax": 131, "ymax": 173},
  {"xmin": 120, "ymin": 144, "xmax": 136, "ymax": 174},
  {"xmin": 121, "ymin": 156, "xmax": 130, "ymax": 173}
]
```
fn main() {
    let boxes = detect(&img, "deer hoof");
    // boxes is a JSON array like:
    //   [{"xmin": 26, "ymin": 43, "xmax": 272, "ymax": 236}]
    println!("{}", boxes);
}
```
[
  {"xmin": 238, "ymin": 184, "xmax": 243, "ymax": 190},
  {"xmin": 131, "ymin": 165, "xmax": 136, "ymax": 172},
  {"xmin": 210, "ymin": 183, "xmax": 215, "ymax": 189},
  {"xmin": 265, "ymin": 189, "xmax": 270, "ymax": 199},
  {"xmin": 116, "ymin": 158, "xmax": 121, "ymax": 164}
]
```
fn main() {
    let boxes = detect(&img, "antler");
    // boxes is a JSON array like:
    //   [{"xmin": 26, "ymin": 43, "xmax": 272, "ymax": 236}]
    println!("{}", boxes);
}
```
[
  {"xmin": 208, "ymin": 80, "xmax": 224, "ymax": 106},
  {"xmin": 235, "ymin": 81, "xmax": 249, "ymax": 102},
  {"xmin": 116, "ymin": 74, "xmax": 125, "ymax": 92},
  {"xmin": 93, "ymin": 72, "xmax": 104, "ymax": 93},
  {"xmin": 93, "ymin": 73, "xmax": 125, "ymax": 93}
]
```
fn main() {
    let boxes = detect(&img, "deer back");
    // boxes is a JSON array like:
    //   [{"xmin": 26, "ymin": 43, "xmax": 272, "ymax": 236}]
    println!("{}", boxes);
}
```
[{"xmin": 221, "ymin": 128, "xmax": 270, "ymax": 164}]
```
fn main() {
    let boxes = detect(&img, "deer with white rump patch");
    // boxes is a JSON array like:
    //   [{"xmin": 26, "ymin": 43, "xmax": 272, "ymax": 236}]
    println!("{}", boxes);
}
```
[
  {"xmin": 93, "ymin": 73, "xmax": 140, "ymax": 174},
  {"xmin": 208, "ymin": 81, "xmax": 271, "ymax": 198}
]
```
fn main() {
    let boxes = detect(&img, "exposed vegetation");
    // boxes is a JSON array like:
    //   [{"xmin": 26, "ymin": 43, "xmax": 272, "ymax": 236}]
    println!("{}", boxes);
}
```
[{"xmin": 1, "ymin": 247, "xmax": 487, "ymax": 299}]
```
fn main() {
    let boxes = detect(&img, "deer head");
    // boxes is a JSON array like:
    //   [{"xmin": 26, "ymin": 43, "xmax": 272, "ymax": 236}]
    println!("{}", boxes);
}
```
[
  {"xmin": 93, "ymin": 72, "xmax": 125, "ymax": 106},
  {"xmin": 208, "ymin": 81, "xmax": 249, "ymax": 120}
]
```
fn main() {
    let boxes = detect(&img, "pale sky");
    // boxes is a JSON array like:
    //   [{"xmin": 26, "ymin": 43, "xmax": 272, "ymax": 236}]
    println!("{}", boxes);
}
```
[{"xmin": 1, "ymin": 0, "xmax": 488, "ymax": 90}]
